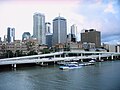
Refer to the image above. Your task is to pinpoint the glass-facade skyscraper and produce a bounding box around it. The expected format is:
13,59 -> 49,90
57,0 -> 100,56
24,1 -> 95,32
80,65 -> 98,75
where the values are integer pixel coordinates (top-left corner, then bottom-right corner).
7,27 -> 15,43
33,12 -> 46,45
45,22 -> 52,48
70,24 -> 77,42
52,16 -> 67,46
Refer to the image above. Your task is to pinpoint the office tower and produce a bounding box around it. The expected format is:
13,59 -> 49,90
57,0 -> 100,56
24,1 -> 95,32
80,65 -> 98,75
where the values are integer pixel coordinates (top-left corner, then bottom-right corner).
67,34 -> 71,42
81,29 -> 101,47
33,12 -> 46,45
70,24 -> 77,42
4,35 -> 7,42
45,22 -> 51,34
52,16 -> 67,46
22,32 -> 31,41
7,27 -> 15,43
71,24 -> 77,35
0,37 -> 1,41
46,33 -> 53,48
45,22 -> 52,47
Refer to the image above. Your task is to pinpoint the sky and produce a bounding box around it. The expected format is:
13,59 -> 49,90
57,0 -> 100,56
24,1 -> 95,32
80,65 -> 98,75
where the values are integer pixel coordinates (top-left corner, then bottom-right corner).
0,0 -> 120,44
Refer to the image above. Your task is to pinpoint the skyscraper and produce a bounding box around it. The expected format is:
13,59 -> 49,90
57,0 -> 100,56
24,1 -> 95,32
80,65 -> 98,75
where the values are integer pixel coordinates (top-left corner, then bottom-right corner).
33,12 -> 46,45
7,27 -> 15,43
52,16 -> 67,46
81,29 -> 101,47
45,22 -> 51,34
46,33 -> 53,48
45,22 -> 52,48
70,24 -> 77,42
22,32 -> 31,41
71,24 -> 77,35
0,37 -> 2,43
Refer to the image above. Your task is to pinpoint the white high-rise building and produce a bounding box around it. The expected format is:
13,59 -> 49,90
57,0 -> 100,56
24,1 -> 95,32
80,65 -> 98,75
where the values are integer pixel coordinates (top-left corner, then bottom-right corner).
33,12 -> 46,45
71,24 -> 77,36
70,24 -> 77,42
52,16 -> 67,46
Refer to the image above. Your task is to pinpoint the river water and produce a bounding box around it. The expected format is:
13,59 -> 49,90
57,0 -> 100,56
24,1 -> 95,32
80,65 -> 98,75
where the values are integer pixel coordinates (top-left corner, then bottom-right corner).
0,60 -> 120,90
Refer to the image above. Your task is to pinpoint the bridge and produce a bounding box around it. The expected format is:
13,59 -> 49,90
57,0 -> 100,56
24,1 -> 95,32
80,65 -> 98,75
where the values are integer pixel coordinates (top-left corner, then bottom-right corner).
0,51 -> 119,67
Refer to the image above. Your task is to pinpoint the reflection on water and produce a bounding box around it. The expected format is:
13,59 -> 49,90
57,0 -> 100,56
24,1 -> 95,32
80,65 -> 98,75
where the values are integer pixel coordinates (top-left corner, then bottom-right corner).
0,61 -> 120,90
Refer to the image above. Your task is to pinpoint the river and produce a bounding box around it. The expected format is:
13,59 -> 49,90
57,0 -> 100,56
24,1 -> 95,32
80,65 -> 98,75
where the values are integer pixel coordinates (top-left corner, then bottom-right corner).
0,60 -> 120,90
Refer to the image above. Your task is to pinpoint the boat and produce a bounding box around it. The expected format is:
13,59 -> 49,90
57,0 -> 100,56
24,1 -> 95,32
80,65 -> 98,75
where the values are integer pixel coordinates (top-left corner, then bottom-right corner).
59,66 -> 69,70
79,62 -> 95,66
59,63 -> 81,70
57,61 -> 78,65
89,60 -> 96,63
97,59 -> 104,62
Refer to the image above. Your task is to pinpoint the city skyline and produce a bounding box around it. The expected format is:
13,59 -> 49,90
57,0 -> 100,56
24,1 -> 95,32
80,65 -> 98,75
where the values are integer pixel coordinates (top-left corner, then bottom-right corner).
0,0 -> 120,44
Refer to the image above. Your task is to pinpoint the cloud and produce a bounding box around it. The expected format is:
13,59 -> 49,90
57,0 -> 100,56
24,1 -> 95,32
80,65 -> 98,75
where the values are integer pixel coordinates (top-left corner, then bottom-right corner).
74,0 -> 120,44
0,0 -> 120,44
0,0 -> 80,40
104,2 -> 116,14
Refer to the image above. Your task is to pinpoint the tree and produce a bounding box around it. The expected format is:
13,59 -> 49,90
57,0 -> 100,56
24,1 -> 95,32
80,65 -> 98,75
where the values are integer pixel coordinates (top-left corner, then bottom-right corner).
84,49 -> 89,51
1,44 -> 7,58
64,46 -> 70,51
27,50 -> 37,55
26,41 -> 35,51
41,48 -> 50,54
5,50 -> 14,58
1,44 -> 6,53
15,50 -> 22,57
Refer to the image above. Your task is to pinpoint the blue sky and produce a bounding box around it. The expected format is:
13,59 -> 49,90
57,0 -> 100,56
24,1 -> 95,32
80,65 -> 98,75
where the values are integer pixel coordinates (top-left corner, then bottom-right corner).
0,0 -> 120,44
76,0 -> 120,44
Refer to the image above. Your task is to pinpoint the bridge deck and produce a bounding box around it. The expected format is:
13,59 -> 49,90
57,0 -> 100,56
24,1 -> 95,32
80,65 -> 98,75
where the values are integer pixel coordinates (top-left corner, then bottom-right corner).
0,51 -> 119,65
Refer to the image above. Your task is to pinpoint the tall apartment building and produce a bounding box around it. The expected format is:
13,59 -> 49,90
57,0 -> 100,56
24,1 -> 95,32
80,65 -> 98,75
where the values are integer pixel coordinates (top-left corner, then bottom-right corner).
7,27 -> 15,43
33,12 -> 46,45
81,29 -> 101,47
52,16 -> 67,46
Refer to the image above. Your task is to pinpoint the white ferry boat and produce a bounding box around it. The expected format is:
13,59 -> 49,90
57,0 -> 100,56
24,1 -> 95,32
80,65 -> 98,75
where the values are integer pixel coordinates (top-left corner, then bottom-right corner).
89,60 -> 96,63
79,62 -> 95,66
59,63 -> 81,70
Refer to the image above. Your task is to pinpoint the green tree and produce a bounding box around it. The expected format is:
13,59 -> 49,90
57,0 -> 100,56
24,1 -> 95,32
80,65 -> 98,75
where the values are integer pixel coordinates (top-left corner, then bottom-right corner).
64,46 -> 70,51
5,50 -> 14,58
41,48 -> 50,54
26,41 -> 35,51
1,44 -> 6,53
27,50 -> 37,55
1,44 -> 7,58
15,50 -> 22,57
